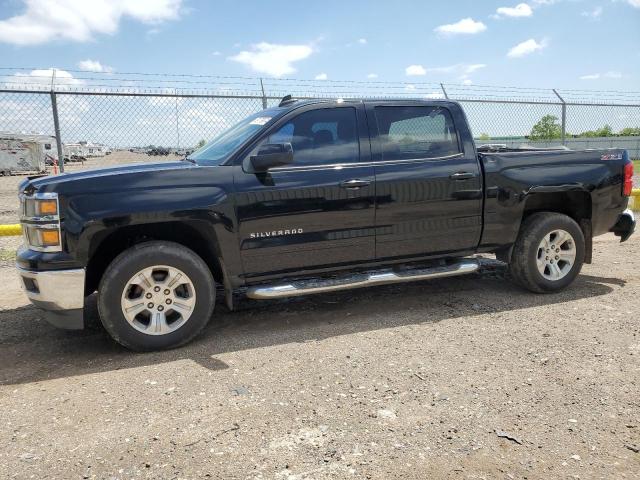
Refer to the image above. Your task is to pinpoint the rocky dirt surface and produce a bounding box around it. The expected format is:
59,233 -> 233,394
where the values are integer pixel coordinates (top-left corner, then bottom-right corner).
0,234 -> 638,479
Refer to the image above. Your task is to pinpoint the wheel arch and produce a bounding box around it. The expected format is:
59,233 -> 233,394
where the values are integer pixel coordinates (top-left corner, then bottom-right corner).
85,220 -> 224,295
497,189 -> 593,264
521,189 -> 592,225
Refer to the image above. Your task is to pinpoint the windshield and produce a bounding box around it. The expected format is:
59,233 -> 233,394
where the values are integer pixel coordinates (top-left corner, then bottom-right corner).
188,108 -> 284,165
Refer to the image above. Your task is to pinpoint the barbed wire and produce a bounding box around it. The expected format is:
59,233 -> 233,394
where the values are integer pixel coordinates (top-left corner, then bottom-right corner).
1,66 -> 639,105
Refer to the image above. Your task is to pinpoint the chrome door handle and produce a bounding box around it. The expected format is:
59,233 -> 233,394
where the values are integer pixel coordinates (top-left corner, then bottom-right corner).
340,179 -> 371,189
450,172 -> 475,180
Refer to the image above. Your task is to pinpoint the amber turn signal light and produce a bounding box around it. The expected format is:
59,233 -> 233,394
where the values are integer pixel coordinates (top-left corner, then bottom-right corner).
40,229 -> 60,246
37,200 -> 58,216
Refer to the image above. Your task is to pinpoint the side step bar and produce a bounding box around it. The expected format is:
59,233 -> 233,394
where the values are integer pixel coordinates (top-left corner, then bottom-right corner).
246,258 -> 479,300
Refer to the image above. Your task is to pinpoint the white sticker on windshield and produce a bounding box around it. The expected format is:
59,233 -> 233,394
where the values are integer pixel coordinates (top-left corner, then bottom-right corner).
250,117 -> 272,126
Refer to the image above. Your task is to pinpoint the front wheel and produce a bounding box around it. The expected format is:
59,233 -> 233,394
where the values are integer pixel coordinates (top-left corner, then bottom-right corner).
98,241 -> 215,351
509,212 -> 585,293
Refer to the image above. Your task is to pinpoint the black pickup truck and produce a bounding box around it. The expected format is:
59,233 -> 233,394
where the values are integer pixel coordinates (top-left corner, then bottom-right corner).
16,97 -> 635,350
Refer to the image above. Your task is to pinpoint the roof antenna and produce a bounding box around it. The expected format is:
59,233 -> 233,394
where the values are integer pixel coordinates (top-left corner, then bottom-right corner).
279,95 -> 295,107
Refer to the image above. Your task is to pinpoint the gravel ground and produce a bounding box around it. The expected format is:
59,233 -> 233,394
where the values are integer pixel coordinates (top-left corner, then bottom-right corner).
0,234 -> 638,479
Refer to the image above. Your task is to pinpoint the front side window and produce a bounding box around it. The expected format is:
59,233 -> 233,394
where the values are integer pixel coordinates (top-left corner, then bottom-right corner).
189,107 -> 285,164
262,107 -> 359,166
374,106 -> 461,161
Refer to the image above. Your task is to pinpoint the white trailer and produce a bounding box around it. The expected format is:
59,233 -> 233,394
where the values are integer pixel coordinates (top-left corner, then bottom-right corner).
64,142 -> 87,162
85,143 -> 106,157
0,133 -> 55,175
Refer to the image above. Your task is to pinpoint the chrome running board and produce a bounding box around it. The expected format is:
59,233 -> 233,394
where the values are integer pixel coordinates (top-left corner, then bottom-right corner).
246,258 -> 479,300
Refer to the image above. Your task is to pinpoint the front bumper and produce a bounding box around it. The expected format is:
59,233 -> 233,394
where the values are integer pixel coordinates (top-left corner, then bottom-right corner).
611,208 -> 636,242
16,265 -> 86,329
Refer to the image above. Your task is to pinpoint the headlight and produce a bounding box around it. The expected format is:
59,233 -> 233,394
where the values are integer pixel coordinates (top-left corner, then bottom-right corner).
20,192 -> 62,252
21,192 -> 59,220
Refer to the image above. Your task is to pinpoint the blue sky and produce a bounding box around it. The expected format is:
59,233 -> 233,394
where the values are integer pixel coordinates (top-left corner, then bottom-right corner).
0,0 -> 639,91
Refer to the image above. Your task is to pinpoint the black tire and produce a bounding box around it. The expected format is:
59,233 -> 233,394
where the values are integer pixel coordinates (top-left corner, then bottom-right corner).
509,212 -> 585,293
98,241 -> 215,351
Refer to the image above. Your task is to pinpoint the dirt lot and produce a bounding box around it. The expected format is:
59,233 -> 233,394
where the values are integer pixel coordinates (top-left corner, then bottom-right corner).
0,152 -> 639,479
0,233 -> 638,479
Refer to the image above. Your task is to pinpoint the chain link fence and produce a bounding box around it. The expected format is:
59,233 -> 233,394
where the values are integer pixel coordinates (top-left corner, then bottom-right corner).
1,68 -> 639,172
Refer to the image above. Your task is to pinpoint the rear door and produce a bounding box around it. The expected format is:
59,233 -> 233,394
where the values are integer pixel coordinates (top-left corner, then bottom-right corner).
367,102 -> 483,261
233,103 -> 376,281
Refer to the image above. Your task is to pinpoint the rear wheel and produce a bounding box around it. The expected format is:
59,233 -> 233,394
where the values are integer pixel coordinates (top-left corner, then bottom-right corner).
98,241 -> 215,351
509,212 -> 585,293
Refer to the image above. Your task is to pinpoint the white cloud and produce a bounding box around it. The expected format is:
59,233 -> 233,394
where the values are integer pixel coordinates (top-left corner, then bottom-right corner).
423,92 -> 445,99
464,64 -> 487,74
579,71 -> 622,80
367,73 -> 378,79
315,73 -> 328,80
0,0 -> 183,46
458,65 -> 486,84
212,51 -> 222,56
406,63 -> 486,76
626,0 -> 640,7
495,3 -> 533,17
357,38 -> 367,44
581,6 -> 603,19
229,42 -> 313,77
435,18 -> 487,36
405,63 -> 486,85
405,65 -> 427,76
77,59 -> 113,73
405,84 -> 416,91
4,68 -> 83,90
507,38 -> 547,57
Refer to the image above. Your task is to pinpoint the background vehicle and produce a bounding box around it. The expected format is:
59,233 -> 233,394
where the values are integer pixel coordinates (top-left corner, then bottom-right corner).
0,133 -> 53,174
16,98 -> 635,350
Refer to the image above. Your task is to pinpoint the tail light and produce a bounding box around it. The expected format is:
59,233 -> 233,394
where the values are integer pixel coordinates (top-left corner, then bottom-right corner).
623,162 -> 633,197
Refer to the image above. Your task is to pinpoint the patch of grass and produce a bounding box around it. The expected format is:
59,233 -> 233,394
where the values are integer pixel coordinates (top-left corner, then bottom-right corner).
633,159 -> 640,171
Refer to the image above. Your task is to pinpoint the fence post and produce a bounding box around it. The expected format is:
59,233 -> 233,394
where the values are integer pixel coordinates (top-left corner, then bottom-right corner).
259,78 -> 268,109
440,83 -> 449,99
552,89 -> 567,146
49,69 -> 65,173
174,89 -> 180,149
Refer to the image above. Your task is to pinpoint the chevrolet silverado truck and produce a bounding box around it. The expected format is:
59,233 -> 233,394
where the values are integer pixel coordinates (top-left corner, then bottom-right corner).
16,97 -> 636,351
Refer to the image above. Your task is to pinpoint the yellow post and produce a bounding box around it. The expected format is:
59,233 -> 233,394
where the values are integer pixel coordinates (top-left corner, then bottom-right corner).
631,189 -> 640,212
0,224 -> 22,236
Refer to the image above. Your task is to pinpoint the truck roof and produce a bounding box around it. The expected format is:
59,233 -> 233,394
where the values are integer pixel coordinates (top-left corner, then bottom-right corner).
277,97 -> 457,110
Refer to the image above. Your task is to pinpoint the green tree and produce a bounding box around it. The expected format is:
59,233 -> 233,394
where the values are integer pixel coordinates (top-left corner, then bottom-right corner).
195,139 -> 206,149
597,124 -> 613,137
478,133 -> 491,141
529,115 -> 562,140
579,125 -> 614,137
620,127 -> 640,136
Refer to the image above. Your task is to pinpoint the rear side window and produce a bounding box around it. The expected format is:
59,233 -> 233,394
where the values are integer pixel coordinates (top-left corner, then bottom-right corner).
374,106 -> 461,161
265,107 -> 359,166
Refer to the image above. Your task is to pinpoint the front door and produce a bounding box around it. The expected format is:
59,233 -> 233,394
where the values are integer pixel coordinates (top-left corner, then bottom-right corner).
233,104 -> 376,281
367,102 -> 483,261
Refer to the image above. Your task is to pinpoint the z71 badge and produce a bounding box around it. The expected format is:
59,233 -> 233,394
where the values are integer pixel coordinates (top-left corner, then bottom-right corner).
250,228 -> 303,239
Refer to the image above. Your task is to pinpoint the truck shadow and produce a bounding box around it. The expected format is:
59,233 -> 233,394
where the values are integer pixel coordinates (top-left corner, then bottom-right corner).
0,265 -> 625,386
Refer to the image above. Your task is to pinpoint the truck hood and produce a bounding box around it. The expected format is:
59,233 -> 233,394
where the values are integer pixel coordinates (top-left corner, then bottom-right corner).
20,161 -> 194,194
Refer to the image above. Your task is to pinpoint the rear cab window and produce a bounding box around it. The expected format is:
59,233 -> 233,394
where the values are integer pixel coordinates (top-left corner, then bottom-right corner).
373,105 -> 461,161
